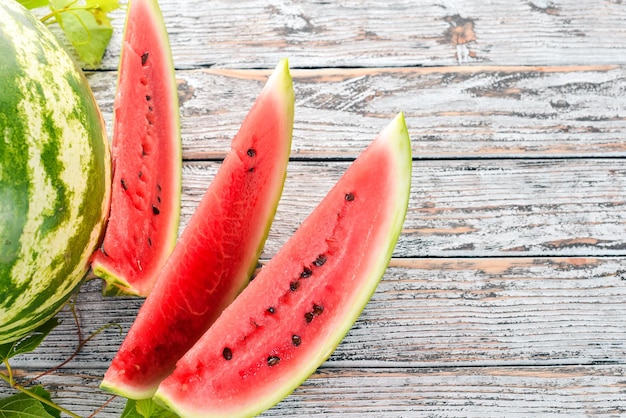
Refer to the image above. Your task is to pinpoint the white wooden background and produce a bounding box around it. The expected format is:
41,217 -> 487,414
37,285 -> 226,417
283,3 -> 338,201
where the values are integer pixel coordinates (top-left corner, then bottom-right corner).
3,0 -> 626,416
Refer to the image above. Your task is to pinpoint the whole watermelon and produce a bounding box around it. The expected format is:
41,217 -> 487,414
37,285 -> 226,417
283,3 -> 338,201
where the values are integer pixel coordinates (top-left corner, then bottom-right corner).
0,0 -> 111,343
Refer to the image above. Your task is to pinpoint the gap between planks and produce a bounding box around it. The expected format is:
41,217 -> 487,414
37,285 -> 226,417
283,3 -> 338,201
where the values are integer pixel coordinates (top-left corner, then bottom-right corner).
205,64 -> 619,82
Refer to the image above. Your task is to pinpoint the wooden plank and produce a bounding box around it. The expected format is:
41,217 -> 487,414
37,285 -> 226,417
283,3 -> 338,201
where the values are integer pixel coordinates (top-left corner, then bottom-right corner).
9,257 -> 626,370
87,65 -> 626,160
264,366 -> 626,417
172,159 -> 626,258
2,365 -> 624,417
91,0 -> 626,70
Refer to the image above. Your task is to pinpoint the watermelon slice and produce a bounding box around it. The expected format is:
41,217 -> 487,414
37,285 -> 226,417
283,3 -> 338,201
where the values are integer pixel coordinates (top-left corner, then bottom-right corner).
100,59 -> 294,400
153,113 -> 412,417
91,0 -> 181,297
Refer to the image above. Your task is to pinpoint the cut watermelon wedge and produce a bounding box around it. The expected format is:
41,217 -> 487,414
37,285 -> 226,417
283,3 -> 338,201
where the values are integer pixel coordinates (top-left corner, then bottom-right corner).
153,113 -> 412,418
100,59 -> 294,400
91,0 -> 181,297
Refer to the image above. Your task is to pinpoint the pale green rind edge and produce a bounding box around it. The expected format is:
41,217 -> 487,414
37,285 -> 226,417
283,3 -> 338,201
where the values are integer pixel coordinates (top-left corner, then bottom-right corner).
153,113 -> 412,418
241,57 -> 295,293
100,380 -> 158,404
91,0 -> 182,297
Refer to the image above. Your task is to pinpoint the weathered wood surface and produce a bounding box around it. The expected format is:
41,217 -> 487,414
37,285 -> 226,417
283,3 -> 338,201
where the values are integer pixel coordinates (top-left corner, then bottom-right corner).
3,0 -> 626,417
176,159 -> 626,258
10,257 -> 626,368
6,257 -> 626,416
94,0 -> 626,70
7,364 -> 626,417
87,65 -> 626,160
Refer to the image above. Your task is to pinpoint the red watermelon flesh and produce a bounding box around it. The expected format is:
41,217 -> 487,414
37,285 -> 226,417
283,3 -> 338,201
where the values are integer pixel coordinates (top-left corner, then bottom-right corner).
153,113 -> 412,418
100,59 -> 294,400
91,0 -> 181,297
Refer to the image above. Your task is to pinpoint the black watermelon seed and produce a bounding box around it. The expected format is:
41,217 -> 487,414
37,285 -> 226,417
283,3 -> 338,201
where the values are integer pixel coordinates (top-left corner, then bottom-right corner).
292,335 -> 302,347
247,148 -> 256,157
267,306 -> 275,314
290,281 -> 300,292
147,237 -> 152,246
345,192 -> 355,201
248,167 -> 255,173
141,52 -> 149,65
267,356 -> 280,366
120,179 -> 128,190
313,254 -> 327,267
300,267 -> 313,278
313,304 -> 324,315
152,205 -> 160,215
304,312 -> 314,323
222,347 -> 232,360
146,95 -> 151,101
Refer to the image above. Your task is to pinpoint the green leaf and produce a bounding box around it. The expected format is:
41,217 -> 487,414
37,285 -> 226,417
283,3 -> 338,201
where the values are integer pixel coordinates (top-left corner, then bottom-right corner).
122,398 -> 180,418
15,0 -> 50,9
50,0 -> 113,66
0,386 -> 57,418
0,317 -> 60,361
25,386 -> 61,418
17,0 -> 121,66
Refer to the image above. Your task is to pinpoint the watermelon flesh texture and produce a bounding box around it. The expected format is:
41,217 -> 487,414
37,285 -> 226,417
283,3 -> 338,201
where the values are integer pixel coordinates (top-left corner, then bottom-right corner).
91,0 -> 181,297
100,59 -> 294,399
153,113 -> 412,418
0,0 -> 111,343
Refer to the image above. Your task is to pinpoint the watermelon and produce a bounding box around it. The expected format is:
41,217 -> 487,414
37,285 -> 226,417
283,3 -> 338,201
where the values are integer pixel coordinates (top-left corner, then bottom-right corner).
0,0 -> 111,343
100,59 -> 294,399
153,113 -> 412,417
91,0 -> 181,297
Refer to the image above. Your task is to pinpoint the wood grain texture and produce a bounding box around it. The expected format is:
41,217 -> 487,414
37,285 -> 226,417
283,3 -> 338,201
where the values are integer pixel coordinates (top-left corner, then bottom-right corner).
2,365 -> 624,417
4,258 -> 626,416
91,0 -> 626,70
9,257 -> 626,370
86,65 -> 626,160
172,159 -> 626,258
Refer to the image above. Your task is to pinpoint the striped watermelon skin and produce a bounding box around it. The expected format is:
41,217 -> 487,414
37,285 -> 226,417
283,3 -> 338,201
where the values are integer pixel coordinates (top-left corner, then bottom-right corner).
0,0 -> 111,343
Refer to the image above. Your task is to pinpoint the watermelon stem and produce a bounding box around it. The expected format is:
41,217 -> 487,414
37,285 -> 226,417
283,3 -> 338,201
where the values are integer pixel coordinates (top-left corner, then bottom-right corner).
0,360 -> 14,387
41,0 -> 100,25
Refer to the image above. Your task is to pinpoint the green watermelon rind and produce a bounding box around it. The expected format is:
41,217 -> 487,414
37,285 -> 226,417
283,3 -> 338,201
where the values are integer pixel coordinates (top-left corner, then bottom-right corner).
0,0 -> 111,343
152,113 -> 412,417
